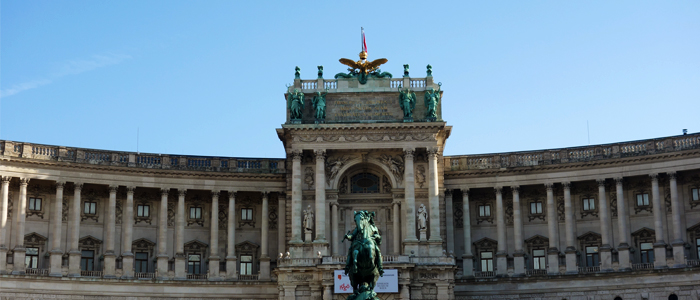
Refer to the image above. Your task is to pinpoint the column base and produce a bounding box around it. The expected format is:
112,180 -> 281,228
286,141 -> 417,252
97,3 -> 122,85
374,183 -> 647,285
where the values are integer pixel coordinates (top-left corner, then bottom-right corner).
225,256 -> 237,280
671,240 -> 686,268
564,247 -> 578,274
312,241 -> 330,257
512,251 -> 525,277
103,253 -> 117,278
49,250 -> 64,277
653,242 -> 668,269
547,249 -> 560,275
0,247 -> 8,275
121,253 -> 134,279
304,231 -> 313,243
68,250 -> 82,277
208,256 -> 221,281
156,255 -> 169,280
419,229 -> 427,242
599,245 -> 613,272
617,244 -> 631,271
496,252 -> 508,277
427,241 -> 443,256
403,240 -> 419,256
461,254 -> 474,278
259,256 -> 271,280
11,246 -> 26,275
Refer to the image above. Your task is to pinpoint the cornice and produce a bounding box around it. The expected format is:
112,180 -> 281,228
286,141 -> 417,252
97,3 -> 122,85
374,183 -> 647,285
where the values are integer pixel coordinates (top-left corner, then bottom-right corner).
280,122 -> 448,132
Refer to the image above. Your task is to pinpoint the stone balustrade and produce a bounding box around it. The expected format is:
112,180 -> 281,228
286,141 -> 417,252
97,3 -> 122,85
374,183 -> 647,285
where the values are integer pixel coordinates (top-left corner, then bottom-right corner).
0,140 -> 286,174
446,133 -> 700,171
409,256 -> 455,265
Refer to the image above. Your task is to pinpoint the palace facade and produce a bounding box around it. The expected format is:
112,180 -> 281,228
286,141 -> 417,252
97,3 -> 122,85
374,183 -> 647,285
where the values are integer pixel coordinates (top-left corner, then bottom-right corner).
1,62 -> 700,300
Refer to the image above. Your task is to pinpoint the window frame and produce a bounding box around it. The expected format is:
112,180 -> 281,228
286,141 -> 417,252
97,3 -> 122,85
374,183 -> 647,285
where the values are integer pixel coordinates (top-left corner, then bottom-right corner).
134,252 -> 149,273
636,193 -> 650,207
532,249 -> 546,270
582,198 -> 596,212
478,204 -> 491,217
187,253 -> 202,274
136,204 -> 150,218
189,206 -> 202,220
529,201 -> 543,215
25,247 -> 40,269
480,251 -> 494,272
28,197 -> 42,211
241,208 -> 253,221
84,201 -> 97,215
80,250 -> 95,271
585,246 -> 600,267
240,255 -> 253,275
639,242 -> 655,263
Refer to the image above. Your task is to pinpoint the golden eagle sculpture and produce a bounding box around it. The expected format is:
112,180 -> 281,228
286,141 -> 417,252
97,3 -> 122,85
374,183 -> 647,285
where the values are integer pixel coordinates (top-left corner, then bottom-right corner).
339,51 -> 388,75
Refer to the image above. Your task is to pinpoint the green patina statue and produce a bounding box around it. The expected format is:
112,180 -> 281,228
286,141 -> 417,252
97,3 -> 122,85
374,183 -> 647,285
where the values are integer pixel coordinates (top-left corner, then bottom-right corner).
294,66 -> 301,79
287,88 -> 304,120
342,210 -> 383,300
403,64 -> 409,77
398,86 -> 416,120
424,83 -> 441,121
312,89 -> 328,122
426,64 -> 433,77
318,65 -> 324,79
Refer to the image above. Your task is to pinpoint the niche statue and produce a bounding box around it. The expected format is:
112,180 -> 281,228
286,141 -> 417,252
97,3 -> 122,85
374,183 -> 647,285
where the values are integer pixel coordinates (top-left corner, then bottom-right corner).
287,88 -> 305,121
312,89 -> 328,123
342,211 -> 384,300
398,86 -> 416,120
424,82 -> 442,121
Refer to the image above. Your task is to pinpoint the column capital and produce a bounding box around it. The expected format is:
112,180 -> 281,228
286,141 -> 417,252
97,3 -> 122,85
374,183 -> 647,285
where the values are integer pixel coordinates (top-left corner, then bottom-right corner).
544,183 -> 553,191
261,191 -> 269,198
596,179 -> 606,186
329,201 -> 339,207
614,177 -> 623,185
460,187 -> 469,195
444,189 -> 452,197
668,172 -> 677,180
427,147 -> 439,157
109,185 -> 119,193
291,150 -> 303,161
20,177 -> 30,186
1,176 -> 11,184
494,186 -> 502,195
211,190 -> 220,198
160,188 -> 169,196
403,148 -> 415,159
510,186 -> 520,193
391,200 -> 401,206
278,191 -> 286,199
178,189 -> 187,197
127,186 -> 136,195
74,182 -> 84,190
649,173 -> 659,181
562,182 -> 571,189
55,181 -> 66,189
314,149 -> 326,160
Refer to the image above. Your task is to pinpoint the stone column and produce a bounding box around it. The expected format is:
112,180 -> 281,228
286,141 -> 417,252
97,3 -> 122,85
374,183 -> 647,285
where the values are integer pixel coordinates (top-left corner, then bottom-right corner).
650,174 -> 667,269
12,178 -> 30,275
226,190 -> 237,280
290,150 -> 303,244
0,176 -> 10,274
669,172 -> 686,267
597,179 -> 613,272
392,200 -> 401,255
545,183 -> 560,275
175,189 -> 186,280
209,191 -> 221,280
49,181 -> 65,277
563,182 -> 578,274
512,186 -> 525,276
331,201 -> 340,256
103,185 -> 118,278
121,187 -> 135,279
445,190 -> 455,254
314,150 -> 327,244
495,187 -> 507,276
427,148 -> 441,244
156,188 -> 169,279
278,193 -> 286,257
68,183 -> 83,277
461,189 -> 473,277
259,191 -> 271,280
403,149 -> 418,255
615,178 -> 631,271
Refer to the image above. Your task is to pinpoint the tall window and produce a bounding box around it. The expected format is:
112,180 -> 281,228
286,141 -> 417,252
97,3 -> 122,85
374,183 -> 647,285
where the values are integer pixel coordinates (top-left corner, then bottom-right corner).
25,247 -> 39,269
84,202 -> 97,215
479,205 -> 491,217
582,198 -> 595,211
585,246 -> 599,267
28,197 -> 42,211
636,193 -> 650,207
80,250 -> 95,271
241,208 -> 253,221
532,249 -> 546,270
480,251 -> 493,272
135,252 -> 149,273
530,202 -> 543,215
240,255 -> 253,275
187,254 -> 201,274
189,207 -> 202,219
137,205 -> 150,217
696,238 -> 700,260
640,242 -> 654,263
692,188 -> 699,202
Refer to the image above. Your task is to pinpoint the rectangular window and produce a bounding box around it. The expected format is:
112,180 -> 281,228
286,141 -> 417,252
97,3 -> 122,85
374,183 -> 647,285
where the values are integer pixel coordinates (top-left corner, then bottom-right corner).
241,208 -> 253,221
187,254 -> 201,274
692,188 -> 699,201
582,198 -> 596,211
84,202 -> 96,215
640,242 -> 655,263
480,251 -> 493,272
530,202 -> 543,214
137,204 -> 150,217
478,205 -> 491,217
697,238 -> 700,260
189,207 -> 202,219
240,255 -> 253,275
585,246 -> 599,267
25,247 -> 39,269
636,193 -> 650,206
80,250 -> 95,271
28,197 -> 42,211
533,249 -> 546,270
135,252 -> 149,273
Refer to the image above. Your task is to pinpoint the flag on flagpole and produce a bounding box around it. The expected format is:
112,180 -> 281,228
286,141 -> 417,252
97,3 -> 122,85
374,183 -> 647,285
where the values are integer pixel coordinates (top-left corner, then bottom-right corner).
361,27 -> 367,54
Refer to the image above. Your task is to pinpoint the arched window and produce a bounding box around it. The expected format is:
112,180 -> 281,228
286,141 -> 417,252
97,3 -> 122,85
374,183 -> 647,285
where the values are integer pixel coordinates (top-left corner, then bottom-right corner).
614,297 -> 623,300
351,173 -> 379,193
668,294 -> 678,300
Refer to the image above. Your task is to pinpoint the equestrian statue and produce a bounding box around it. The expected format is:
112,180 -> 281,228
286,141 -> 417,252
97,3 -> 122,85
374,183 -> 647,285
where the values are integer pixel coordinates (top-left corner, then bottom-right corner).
342,210 -> 384,300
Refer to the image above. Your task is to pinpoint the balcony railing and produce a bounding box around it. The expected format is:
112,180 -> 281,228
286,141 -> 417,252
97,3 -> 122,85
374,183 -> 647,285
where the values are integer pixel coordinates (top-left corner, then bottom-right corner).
525,269 -> 547,276
25,268 -> 49,276
278,258 -> 322,267
410,256 -> 455,265
578,266 -> 600,274
0,140 -> 285,174
80,270 -> 103,277
446,133 -> 700,171
238,274 -> 259,281
632,263 -> 654,270
686,259 -> 700,267
474,271 -> 495,278
186,273 -> 208,280
135,272 -> 156,279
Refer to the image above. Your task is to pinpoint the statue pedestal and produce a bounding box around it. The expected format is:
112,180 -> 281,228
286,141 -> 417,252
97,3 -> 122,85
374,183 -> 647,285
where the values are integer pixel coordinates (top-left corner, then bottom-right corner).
403,117 -> 413,123
419,229 -> 427,241
305,231 -> 313,242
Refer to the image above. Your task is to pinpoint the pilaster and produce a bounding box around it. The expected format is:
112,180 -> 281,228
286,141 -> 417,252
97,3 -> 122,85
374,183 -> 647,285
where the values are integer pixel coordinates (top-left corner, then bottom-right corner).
49,181 -> 65,277
12,178 -> 29,275
68,182 -> 83,277
121,186 -> 136,279
0,176 -> 10,275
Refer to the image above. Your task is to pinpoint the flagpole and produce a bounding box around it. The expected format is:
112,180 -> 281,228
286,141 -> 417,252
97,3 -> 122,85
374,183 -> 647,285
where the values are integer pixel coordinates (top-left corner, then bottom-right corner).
361,27 -> 363,52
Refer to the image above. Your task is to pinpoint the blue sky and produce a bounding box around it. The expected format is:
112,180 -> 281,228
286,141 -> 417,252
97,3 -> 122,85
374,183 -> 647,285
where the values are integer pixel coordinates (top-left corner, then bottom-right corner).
1,1 -> 698,158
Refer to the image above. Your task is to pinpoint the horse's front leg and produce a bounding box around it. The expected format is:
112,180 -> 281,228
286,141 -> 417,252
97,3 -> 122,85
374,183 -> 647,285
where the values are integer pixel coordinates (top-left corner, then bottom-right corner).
352,249 -> 359,274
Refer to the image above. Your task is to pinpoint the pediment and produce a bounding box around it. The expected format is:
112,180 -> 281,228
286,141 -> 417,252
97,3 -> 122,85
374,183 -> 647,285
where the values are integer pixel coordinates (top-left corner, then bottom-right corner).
24,232 -> 48,243
473,237 -> 498,248
79,235 -> 103,245
577,231 -> 601,242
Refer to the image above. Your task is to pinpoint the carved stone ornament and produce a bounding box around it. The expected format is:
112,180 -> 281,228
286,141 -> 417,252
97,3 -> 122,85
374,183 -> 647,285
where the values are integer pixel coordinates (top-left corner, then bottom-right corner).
269,203 -> 278,230
339,176 -> 348,194
379,154 -> 404,182
415,165 -> 426,188
326,156 -> 349,182
609,192 -> 618,218
382,175 -> 391,193
61,197 -> 68,221
454,205 -> 464,228
218,203 -> 228,230
167,202 -> 176,227
416,204 -> 428,230
303,205 -> 314,233
304,167 -> 314,189
115,199 -> 123,225
26,183 -> 47,219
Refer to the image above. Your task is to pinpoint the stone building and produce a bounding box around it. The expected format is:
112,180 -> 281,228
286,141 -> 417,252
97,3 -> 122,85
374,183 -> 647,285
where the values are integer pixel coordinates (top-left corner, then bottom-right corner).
1,57 -> 699,300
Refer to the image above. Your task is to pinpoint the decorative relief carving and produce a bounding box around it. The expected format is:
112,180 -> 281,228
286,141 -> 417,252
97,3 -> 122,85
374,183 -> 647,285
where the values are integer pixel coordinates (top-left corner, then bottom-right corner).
115,199 -> 123,224
609,192 -> 618,218
269,201 -> 278,230
326,156 -> 350,181
339,176 -> 348,194
382,176 -> 391,193
379,154 -> 404,181
294,133 -> 436,144
338,198 -> 392,204
61,197 -> 68,221
291,274 -> 313,281
167,202 -> 175,227
304,167 -> 314,189
415,165 -> 426,188
6,191 -> 13,219
218,203 -> 228,230
454,204 -> 464,228
419,272 -> 438,279
557,197 -> 565,221
504,194 -> 514,224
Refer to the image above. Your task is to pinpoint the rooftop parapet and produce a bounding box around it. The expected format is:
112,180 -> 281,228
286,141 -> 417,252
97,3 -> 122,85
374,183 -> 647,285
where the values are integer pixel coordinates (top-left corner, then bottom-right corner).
445,132 -> 700,171
0,140 -> 286,174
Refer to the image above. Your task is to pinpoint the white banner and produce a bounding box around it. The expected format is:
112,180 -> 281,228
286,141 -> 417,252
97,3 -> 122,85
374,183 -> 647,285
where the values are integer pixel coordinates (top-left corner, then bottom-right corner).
334,269 -> 398,294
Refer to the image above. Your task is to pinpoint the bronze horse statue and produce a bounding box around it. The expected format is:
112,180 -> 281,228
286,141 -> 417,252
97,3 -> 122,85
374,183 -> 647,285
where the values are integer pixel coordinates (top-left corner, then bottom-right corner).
342,211 -> 384,300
